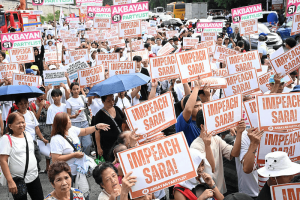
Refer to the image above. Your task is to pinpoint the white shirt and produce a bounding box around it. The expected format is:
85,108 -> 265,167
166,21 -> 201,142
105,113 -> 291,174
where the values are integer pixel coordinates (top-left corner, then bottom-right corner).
1,101 -> 12,121
235,131 -> 259,197
66,95 -> 87,123
46,103 -> 67,124
151,44 -> 162,55
0,132 -> 38,183
21,110 -> 39,141
50,126 -> 81,175
47,87 -> 68,104
115,96 -> 131,110
174,83 -> 185,101
89,98 -> 104,117
128,91 -> 140,106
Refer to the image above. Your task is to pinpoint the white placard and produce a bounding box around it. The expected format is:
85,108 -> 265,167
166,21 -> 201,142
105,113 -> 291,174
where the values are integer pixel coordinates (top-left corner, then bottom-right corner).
78,65 -> 105,88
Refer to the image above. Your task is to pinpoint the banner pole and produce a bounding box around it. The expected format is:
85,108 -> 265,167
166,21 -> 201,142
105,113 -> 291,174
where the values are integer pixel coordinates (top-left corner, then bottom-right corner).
129,38 -> 133,61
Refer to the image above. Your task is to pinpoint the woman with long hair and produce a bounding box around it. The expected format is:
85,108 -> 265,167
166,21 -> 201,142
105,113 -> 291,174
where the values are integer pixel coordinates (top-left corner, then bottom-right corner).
0,112 -> 44,199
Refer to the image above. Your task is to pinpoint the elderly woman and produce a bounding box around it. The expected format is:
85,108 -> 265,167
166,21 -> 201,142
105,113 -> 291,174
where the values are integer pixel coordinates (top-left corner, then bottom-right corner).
174,149 -> 224,200
44,161 -> 85,199
50,112 -> 109,178
94,94 -> 125,161
0,112 -> 44,199
92,162 -> 136,200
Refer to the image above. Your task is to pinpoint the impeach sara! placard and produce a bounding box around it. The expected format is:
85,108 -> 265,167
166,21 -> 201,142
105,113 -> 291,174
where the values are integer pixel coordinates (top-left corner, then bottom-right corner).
256,93 -> 300,132
78,65 -> 105,88
271,183 -> 300,200
175,48 -> 212,83
125,92 -> 176,136
202,94 -> 242,135
117,132 -> 197,199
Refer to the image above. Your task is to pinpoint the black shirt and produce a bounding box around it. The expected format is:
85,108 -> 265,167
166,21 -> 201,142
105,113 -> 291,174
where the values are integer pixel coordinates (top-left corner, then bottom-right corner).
140,67 -> 150,100
257,182 -> 272,200
174,101 -> 183,118
33,45 -> 45,74
94,106 -> 124,161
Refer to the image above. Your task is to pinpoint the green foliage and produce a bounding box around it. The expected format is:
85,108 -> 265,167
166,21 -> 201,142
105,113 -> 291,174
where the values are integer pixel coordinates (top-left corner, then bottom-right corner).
40,10 -> 63,23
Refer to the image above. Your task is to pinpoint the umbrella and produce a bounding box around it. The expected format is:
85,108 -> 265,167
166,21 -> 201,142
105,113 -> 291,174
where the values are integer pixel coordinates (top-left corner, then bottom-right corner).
87,73 -> 150,97
163,19 -> 183,26
0,85 -> 44,101
267,13 -> 278,25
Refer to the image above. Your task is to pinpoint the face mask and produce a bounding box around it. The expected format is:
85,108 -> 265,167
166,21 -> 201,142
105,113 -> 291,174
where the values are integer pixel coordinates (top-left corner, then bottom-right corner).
33,71 -> 37,75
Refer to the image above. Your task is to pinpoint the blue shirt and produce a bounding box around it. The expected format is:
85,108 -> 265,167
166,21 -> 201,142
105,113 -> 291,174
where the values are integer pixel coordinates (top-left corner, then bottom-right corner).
175,113 -> 201,146
226,27 -> 233,35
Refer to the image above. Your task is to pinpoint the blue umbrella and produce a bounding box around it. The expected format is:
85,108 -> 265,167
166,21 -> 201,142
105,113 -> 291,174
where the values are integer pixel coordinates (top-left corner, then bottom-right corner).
0,85 -> 44,101
87,73 -> 150,97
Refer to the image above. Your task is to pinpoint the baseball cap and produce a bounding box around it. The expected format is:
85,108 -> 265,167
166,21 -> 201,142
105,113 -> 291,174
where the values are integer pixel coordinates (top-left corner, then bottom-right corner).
49,65 -> 57,70
269,75 -> 287,84
291,85 -> 300,92
259,32 -> 268,37
25,69 -> 34,74
31,65 -> 39,70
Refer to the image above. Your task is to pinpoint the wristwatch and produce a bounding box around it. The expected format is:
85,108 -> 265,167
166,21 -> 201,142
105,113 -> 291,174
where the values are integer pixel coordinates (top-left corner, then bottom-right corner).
95,125 -> 99,131
210,184 -> 216,189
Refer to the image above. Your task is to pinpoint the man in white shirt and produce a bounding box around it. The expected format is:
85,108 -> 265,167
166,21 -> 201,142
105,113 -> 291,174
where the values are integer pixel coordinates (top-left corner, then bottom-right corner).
151,38 -> 162,55
46,89 -> 67,125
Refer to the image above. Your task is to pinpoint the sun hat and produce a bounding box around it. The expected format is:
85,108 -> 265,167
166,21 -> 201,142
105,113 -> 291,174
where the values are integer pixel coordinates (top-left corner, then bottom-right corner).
269,75 -> 287,84
257,151 -> 300,177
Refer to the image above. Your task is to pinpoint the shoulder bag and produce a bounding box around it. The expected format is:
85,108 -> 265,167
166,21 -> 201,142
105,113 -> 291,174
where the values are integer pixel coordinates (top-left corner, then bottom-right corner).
101,108 -> 122,134
12,132 -> 29,200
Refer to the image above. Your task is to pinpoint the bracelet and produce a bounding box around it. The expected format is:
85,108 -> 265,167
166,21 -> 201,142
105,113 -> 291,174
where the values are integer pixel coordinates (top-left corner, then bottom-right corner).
210,184 -> 216,190
95,125 -> 99,131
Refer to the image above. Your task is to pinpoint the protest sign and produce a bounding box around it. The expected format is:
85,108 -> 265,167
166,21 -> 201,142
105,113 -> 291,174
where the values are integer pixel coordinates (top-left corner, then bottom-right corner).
258,130 -> 300,165
127,50 -> 149,61
291,13 -> 300,35
231,4 -> 262,23
93,18 -> 111,28
196,22 -> 223,33
107,37 -> 126,48
286,0 -> 300,17
157,42 -> 175,56
128,40 -> 144,51
108,61 -> 136,77
270,44 -> 300,76
65,58 -> 90,81
118,20 -> 142,39
1,31 -> 42,50
202,94 -> 242,135
226,50 -> 262,74
59,30 -> 71,38
69,22 -> 79,29
12,74 -> 40,87
257,71 -> 293,93
23,26 -> 37,32
200,77 -> 227,89
9,47 -> 35,63
183,37 -> 199,49
96,53 -> 120,68
213,46 -> 239,62
87,6 -> 111,18
111,2 -> 149,23
243,99 -> 258,128
65,17 -> 80,22
239,19 -> 258,36
201,32 -> 217,42
212,68 -> 228,77
138,132 -> 164,145
32,0 -> 74,5
0,63 -> 20,82
43,69 -> 67,86
125,92 -> 176,136
175,48 -> 212,83
149,54 -> 180,81
118,132 -> 197,199
45,30 -> 55,36
69,49 -> 89,62
271,183 -> 300,200
194,40 -> 216,55
44,51 -> 62,64
113,0 -> 131,5
256,93 -> 300,132
62,38 -> 80,49
76,0 -> 103,6
223,69 -> 260,96
166,31 -> 178,39
78,65 -> 104,88
147,27 -> 157,36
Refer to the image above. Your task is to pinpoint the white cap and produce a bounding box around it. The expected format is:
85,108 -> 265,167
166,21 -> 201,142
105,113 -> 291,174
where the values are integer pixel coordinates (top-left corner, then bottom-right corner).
49,65 -> 56,70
